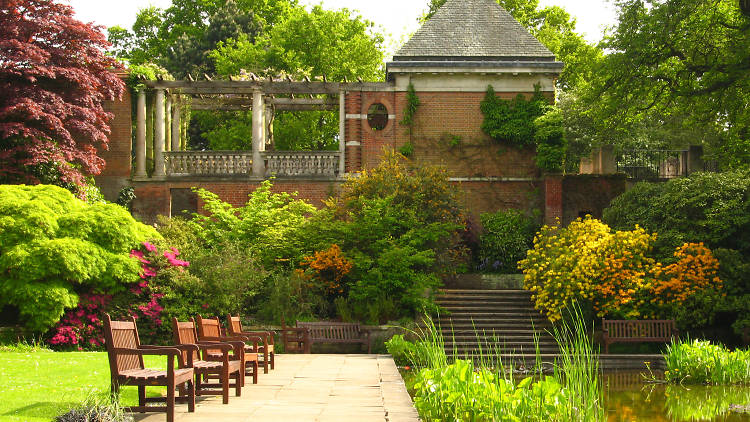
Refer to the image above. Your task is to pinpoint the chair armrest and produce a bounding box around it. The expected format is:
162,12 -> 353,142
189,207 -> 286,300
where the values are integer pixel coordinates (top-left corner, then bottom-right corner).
239,331 -> 273,346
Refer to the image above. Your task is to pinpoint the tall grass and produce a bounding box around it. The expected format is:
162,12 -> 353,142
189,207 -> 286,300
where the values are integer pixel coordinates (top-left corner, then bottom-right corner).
403,306 -> 604,421
664,338 -> 750,385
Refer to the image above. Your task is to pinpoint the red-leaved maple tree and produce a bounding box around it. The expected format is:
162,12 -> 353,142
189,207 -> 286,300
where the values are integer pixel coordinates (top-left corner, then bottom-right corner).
0,0 -> 125,187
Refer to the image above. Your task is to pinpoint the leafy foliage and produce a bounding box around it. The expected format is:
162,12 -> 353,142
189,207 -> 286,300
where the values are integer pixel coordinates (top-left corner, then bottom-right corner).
480,85 -> 548,147
664,339 -> 750,385
564,0 -> 750,167
0,185 -> 158,332
0,0 -> 125,188
603,171 -> 750,259
519,217 -> 722,324
478,209 -> 538,273
400,83 -> 421,135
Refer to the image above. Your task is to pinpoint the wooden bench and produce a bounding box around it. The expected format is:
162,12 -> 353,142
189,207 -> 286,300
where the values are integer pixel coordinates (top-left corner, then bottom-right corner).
282,321 -> 371,354
602,318 -> 678,354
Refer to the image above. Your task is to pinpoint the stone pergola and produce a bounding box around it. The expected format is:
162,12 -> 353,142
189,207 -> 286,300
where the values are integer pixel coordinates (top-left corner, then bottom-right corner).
133,78 -> 388,180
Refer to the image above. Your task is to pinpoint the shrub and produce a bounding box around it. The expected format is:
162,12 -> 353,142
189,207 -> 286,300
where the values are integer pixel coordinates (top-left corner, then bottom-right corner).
190,179 -> 317,267
478,209 -> 538,273
0,185 -> 158,332
603,171 -> 750,259
385,334 -> 444,368
520,217 -> 722,323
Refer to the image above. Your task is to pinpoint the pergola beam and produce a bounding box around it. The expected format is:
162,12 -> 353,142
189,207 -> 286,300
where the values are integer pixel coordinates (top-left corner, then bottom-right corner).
144,80 -> 391,95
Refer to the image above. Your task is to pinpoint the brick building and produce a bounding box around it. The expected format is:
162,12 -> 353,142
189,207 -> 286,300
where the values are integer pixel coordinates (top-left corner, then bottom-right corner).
95,0 -> 624,225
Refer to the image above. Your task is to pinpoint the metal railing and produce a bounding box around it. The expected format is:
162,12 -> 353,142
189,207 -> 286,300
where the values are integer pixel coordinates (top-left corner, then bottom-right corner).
617,149 -> 688,179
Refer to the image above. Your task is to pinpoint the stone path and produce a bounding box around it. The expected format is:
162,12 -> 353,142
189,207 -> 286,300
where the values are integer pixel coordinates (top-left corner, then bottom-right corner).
133,354 -> 420,422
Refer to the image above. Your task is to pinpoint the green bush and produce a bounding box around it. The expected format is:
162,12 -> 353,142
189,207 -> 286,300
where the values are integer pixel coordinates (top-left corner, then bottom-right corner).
0,185 -> 158,332
478,209 -> 538,273
603,171 -> 750,260
385,334 -> 443,368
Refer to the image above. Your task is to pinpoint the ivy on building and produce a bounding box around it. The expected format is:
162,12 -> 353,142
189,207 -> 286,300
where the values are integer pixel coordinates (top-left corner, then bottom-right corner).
480,84 -> 566,172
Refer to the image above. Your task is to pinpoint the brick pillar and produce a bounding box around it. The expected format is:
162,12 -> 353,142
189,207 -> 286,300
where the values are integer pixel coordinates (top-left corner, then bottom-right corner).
544,175 -> 563,226
345,91 -> 362,173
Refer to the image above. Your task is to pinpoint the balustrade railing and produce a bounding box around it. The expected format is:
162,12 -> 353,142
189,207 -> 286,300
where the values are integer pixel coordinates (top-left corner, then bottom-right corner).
263,151 -> 340,177
165,151 -> 253,176
163,150 -> 341,177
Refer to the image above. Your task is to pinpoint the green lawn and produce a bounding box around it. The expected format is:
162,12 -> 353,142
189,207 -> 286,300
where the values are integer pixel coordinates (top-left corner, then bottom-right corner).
0,350 -> 165,422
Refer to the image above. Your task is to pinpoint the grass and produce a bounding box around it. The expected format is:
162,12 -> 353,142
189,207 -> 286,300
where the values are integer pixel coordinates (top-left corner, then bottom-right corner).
0,350 -> 165,422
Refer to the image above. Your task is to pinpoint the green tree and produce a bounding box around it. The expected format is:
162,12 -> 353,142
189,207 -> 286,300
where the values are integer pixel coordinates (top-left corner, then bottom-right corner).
0,185 -> 159,331
567,0 -> 750,167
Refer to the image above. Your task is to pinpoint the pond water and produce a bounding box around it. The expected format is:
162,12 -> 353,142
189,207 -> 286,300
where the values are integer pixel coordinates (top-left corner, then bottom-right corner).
604,371 -> 750,421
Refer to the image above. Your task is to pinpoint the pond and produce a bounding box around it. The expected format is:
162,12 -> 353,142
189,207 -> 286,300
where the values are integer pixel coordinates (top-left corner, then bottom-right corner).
400,369 -> 750,421
604,371 -> 750,421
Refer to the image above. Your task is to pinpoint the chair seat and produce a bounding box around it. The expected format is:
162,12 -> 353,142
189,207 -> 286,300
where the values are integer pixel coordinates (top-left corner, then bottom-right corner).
244,344 -> 273,354
120,368 -> 194,383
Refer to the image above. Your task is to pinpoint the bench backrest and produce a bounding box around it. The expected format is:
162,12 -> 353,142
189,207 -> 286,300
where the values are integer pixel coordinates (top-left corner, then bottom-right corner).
172,317 -> 200,362
104,314 -> 144,376
603,319 -> 676,339
297,321 -> 362,340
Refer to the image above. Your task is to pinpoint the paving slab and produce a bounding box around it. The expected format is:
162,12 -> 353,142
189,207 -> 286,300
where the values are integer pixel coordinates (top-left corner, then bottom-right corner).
131,354 -> 419,422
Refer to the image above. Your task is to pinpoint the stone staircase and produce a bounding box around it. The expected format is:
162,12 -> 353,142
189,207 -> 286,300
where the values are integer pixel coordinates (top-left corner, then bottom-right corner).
433,288 -> 559,361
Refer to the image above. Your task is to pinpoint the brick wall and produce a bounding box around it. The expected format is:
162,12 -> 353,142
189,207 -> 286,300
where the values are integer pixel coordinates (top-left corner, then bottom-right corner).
95,89 -> 132,201
562,174 -> 627,224
456,180 -> 542,223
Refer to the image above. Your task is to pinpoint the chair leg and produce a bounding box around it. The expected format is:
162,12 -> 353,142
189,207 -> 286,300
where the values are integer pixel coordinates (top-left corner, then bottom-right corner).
235,369 -> 242,397
167,382 -> 175,422
252,360 -> 258,384
222,365 -> 229,404
263,349 -> 269,374
138,385 -> 146,409
270,352 -> 275,370
188,379 -> 195,412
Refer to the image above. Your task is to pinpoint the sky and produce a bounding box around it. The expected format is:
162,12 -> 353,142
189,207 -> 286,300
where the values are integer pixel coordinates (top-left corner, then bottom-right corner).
65,0 -> 618,57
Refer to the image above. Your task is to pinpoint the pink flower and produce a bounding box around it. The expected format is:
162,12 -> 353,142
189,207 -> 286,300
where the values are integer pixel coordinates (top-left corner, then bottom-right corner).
129,250 -> 150,264
143,242 -> 157,252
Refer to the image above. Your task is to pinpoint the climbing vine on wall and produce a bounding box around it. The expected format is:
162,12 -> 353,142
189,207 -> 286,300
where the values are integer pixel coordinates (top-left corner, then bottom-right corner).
480,84 -> 566,172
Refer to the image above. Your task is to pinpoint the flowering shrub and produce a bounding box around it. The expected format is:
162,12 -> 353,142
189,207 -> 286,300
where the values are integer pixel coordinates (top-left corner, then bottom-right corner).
520,217 -> 722,323
297,244 -> 352,296
48,241 -> 189,348
48,293 -> 110,350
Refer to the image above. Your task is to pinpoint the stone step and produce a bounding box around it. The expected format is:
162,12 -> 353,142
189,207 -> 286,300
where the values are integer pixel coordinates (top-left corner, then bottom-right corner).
440,289 -> 530,295
436,294 -> 533,301
437,306 -> 542,312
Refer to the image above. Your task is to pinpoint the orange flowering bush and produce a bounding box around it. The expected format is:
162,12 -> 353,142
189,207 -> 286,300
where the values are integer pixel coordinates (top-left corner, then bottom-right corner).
651,243 -> 722,307
520,217 -> 723,323
297,244 -> 353,296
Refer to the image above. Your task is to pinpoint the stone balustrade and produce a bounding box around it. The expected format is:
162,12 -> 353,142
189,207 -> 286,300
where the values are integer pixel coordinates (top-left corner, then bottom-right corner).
165,151 -> 254,176
163,150 -> 341,177
264,151 -> 341,177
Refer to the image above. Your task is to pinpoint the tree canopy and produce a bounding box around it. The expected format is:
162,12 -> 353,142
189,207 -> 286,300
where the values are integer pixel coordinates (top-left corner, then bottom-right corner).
0,0 -> 125,189
559,0 -> 750,168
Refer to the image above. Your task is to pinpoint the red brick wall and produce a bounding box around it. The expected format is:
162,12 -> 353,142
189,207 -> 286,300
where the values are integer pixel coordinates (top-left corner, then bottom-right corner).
95,88 -> 133,201
544,175 -> 563,226
456,180 -> 542,223
562,174 -> 627,225
359,91 -> 397,170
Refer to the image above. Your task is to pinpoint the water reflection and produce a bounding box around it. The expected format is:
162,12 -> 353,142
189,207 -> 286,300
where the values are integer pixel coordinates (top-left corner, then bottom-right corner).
604,371 -> 750,421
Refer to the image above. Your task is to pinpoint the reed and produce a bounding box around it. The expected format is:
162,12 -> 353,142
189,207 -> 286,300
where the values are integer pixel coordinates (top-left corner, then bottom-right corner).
664,338 -> 750,385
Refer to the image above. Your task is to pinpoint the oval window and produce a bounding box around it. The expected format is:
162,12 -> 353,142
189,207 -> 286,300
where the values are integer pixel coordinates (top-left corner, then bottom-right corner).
367,103 -> 388,131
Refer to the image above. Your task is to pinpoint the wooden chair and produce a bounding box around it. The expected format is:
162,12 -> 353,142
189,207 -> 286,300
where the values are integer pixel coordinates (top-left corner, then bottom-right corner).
104,314 -> 195,422
227,314 -> 275,373
172,318 -> 243,404
281,317 -> 311,354
196,315 -> 260,384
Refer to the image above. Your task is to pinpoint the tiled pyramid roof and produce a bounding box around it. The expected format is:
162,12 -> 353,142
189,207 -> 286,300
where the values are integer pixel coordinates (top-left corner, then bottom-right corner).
393,0 -> 555,61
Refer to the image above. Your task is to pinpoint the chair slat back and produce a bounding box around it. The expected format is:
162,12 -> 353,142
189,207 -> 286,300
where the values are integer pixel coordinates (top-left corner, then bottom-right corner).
172,318 -> 200,362
228,315 -> 243,335
104,314 -> 144,375
195,315 -> 224,355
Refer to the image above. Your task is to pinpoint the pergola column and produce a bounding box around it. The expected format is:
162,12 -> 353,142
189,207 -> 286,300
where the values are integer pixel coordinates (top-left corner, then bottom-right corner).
134,89 -> 147,178
165,94 -> 172,151
339,89 -> 346,175
171,96 -> 181,151
153,88 -> 166,178
252,89 -> 266,177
